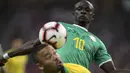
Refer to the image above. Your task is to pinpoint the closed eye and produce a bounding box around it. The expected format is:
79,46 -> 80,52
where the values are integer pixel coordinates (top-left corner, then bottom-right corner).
44,53 -> 52,59
46,54 -> 52,59
85,7 -> 91,12
75,7 -> 82,11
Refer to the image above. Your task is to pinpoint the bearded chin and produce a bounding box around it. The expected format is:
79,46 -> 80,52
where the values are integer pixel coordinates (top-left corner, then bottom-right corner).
57,65 -> 65,73
78,20 -> 90,27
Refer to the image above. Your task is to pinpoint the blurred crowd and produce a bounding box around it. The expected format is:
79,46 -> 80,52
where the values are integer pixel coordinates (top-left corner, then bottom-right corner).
0,0 -> 129,73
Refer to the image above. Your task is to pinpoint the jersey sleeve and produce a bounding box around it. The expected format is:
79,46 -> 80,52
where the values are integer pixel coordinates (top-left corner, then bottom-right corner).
94,39 -> 112,67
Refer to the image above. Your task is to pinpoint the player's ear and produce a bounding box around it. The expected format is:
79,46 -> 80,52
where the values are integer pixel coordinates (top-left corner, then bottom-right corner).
36,63 -> 44,70
91,13 -> 95,20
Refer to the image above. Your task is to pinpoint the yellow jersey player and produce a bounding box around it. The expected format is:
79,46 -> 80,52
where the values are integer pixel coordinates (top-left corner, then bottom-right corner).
4,38 -> 28,73
31,44 -> 91,73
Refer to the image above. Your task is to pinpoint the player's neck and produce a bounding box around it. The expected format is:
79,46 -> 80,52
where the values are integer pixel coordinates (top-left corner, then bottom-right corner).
75,21 -> 90,29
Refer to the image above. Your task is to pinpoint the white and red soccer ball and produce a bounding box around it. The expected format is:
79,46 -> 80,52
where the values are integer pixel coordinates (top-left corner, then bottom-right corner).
39,21 -> 67,49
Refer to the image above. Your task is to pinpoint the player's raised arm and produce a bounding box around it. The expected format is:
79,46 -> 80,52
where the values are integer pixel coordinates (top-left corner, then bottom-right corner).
8,38 -> 41,57
0,38 -> 41,66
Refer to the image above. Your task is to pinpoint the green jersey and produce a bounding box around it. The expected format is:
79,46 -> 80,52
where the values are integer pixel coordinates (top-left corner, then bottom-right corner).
57,22 -> 112,68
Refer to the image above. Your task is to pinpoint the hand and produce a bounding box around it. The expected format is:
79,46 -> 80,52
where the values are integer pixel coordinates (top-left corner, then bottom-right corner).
0,55 -> 7,67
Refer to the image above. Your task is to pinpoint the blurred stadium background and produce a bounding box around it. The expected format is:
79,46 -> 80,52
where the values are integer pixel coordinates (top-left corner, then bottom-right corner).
0,0 -> 130,73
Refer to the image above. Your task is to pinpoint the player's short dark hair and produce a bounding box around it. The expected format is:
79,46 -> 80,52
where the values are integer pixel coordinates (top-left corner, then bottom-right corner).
74,0 -> 94,8
30,44 -> 48,63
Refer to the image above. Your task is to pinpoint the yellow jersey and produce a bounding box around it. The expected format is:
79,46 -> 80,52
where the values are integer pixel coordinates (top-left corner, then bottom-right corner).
4,49 -> 28,73
64,63 -> 91,73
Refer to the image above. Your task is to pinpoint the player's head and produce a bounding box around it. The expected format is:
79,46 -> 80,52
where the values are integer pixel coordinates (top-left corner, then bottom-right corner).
73,0 -> 94,27
31,44 -> 64,73
11,38 -> 23,49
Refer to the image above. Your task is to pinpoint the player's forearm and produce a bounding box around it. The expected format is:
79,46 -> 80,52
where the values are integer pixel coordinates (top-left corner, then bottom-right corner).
3,38 -> 41,59
100,61 -> 116,73
8,45 -> 33,57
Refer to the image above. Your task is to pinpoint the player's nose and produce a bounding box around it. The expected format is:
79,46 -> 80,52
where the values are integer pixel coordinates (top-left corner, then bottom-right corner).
53,53 -> 58,60
54,53 -> 62,62
56,53 -> 60,58
54,56 -> 59,63
81,9 -> 87,14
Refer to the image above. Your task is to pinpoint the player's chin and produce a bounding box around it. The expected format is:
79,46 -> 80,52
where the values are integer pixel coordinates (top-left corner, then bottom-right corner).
78,20 -> 90,26
56,64 -> 64,72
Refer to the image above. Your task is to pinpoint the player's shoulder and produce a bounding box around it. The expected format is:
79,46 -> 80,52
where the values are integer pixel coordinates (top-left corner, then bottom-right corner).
64,63 -> 91,73
58,22 -> 74,27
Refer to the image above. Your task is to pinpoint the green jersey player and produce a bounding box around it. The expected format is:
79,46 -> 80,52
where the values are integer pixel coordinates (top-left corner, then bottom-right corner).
57,22 -> 111,68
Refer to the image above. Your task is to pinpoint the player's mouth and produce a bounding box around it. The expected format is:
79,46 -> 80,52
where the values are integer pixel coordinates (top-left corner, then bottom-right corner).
56,60 -> 63,66
79,16 -> 87,19
56,60 -> 64,73
79,16 -> 88,20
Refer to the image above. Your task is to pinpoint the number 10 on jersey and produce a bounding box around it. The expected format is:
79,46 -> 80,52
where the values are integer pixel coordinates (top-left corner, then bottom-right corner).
73,37 -> 85,50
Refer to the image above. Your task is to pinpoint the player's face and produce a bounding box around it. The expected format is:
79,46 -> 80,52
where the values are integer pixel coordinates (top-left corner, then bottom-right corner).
74,1 -> 94,26
12,39 -> 23,49
36,45 -> 63,73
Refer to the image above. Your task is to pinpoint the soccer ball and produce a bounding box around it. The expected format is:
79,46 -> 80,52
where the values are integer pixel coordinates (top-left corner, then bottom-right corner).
39,21 -> 67,49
